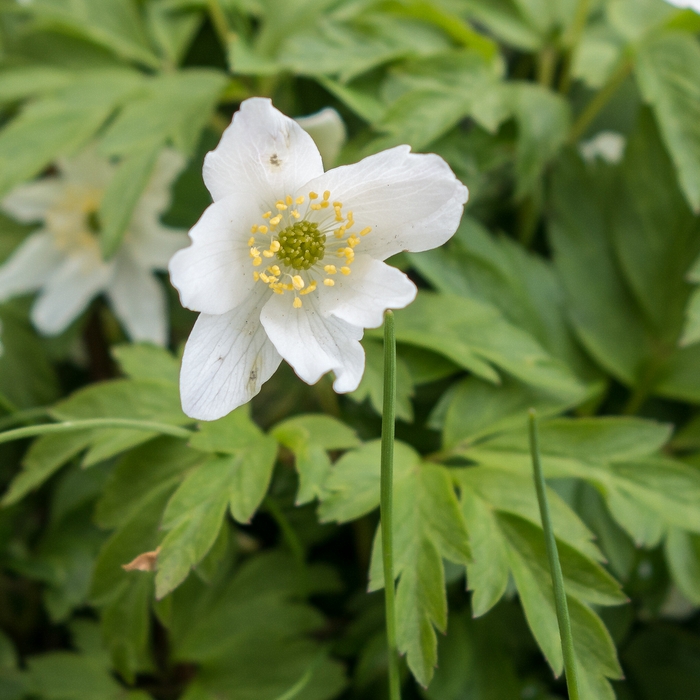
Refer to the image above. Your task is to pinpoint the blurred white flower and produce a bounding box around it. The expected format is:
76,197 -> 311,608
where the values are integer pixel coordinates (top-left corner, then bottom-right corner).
579,131 -> 626,164
663,0 -> 700,11
0,149 -> 188,345
295,107 -> 347,167
169,97 -> 468,420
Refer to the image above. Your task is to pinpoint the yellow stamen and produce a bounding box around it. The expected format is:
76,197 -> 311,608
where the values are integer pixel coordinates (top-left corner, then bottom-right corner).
324,278 -> 335,286
323,190 -> 330,200
260,273 -> 270,283
293,297 -> 302,308
249,247 -> 260,257
292,275 -> 305,290
300,281 -> 317,295
253,271 -> 260,281
296,196 -> 305,204
309,191 -> 318,199
263,250 -> 274,258
359,227 -> 371,236
341,266 -> 351,275
286,195 -> 293,205
262,211 -> 272,219
291,209 -> 300,219
320,201 -> 330,208
333,201 -> 342,207
248,237 -> 255,246
324,264 -> 337,274
268,265 -> 281,276
310,203 -> 322,210
251,224 -> 259,233
276,202 -> 287,211
347,235 -> 360,248
253,257 -> 262,266
270,215 -> 282,226
269,241 -> 280,252
258,225 -> 268,234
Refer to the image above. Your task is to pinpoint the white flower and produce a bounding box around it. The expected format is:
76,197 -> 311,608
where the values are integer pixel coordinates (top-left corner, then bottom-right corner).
0,148 -> 188,345
663,0 -> 700,11
295,107 -> 347,167
169,97 -> 468,421
579,131 -> 626,164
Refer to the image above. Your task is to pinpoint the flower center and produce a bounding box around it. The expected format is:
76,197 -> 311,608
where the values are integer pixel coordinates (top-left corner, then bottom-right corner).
247,190 -> 372,308
276,221 -> 325,270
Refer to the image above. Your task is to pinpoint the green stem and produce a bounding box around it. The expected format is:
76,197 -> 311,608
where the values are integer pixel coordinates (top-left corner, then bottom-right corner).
528,409 -> 580,700
537,45 -> 558,88
558,0 -> 591,93
568,59 -> 632,143
207,0 -> 233,46
381,310 -> 401,700
0,419 -> 193,446
0,407 -> 51,433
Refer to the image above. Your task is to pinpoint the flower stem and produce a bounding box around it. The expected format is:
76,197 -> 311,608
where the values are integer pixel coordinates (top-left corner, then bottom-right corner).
558,0 -> 591,93
207,0 -> 234,46
381,310 -> 401,700
528,409 -> 580,700
568,59 -> 632,143
0,418 -> 193,446
0,407 -> 51,433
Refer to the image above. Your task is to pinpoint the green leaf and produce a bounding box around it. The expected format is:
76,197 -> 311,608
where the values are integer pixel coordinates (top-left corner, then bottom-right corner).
0,69 -> 143,197
98,143 -> 163,259
0,66 -> 73,103
156,435 -> 277,598
99,70 -> 228,157
665,528 -> 700,605
511,83 -> 570,198
272,413 -> 359,504
111,343 -> 180,385
635,33 -> 700,212
365,455 -> 471,687
145,0 -> 204,66
189,407 -> 264,454
23,0 -> 160,69
388,291 -> 586,398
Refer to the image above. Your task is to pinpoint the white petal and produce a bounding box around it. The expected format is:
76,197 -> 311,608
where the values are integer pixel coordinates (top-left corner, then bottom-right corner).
180,288 -> 281,420
319,254 -> 417,329
301,145 -> 468,260
168,194 -> 260,315
107,255 -> 168,345
2,181 -> 62,222
0,232 -> 63,300
203,97 -> 324,203
295,107 -> 346,168
260,292 -> 364,393
57,147 -> 114,189
31,252 -> 112,335
128,223 -> 189,270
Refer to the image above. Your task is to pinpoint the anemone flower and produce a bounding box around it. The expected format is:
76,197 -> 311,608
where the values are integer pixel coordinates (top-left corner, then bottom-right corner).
0,148 -> 187,345
169,97 -> 468,420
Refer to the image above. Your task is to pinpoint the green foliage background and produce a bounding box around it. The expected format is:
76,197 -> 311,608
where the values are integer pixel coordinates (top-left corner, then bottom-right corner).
0,0 -> 700,698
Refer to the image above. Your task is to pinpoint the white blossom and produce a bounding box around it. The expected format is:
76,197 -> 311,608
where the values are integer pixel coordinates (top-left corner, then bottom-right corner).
169,97 -> 468,420
0,148 -> 188,345
663,0 -> 700,11
579,131 -> 626,164
295,107 -> 347,167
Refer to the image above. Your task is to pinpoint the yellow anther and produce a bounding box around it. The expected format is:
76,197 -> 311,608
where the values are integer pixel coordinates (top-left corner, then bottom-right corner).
253,257 -> 262,266
323,190 -> 330,200
292,275 -> 305,290
270,241 -> 280,252
335,226 -> 346,239
309,191 -> 318,199
324,264 -> 337,274
267,276 -> 278,284
262,211 -> 272,219
291,209 -> 300,219
348,235 -> 360,248
359,227 -> 371,236
249,247 -> 260,257
300,281 -> 317,295
273,287 -> 284,294
337,248 -> 347,258
341,266 -> 351,275
320,201 -> 330,208
253,271 -> 260,281
333,201 -> 342,207
324,278 -> 335,286
270,215 -> 282,226
258,225 -> 268,234
268,265 -> 281,276
286,195 -> 293,205
260,273 -> 270,283
335,212 -> 344,222
295,196 -> 305,204
275,202 -> 287,210
293,297 -> 302,308
310,203 -> 322,210
251,224 -> 259,233
248,237 -> 255,246
263,250 -> 274,258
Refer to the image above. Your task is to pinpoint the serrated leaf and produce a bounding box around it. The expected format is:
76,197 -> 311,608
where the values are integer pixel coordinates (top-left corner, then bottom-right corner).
189,407 -> 265,454
111,343 -> 180,385
665,528 -> 700,605
272,414 -> 360,504
635,33 -> 700,212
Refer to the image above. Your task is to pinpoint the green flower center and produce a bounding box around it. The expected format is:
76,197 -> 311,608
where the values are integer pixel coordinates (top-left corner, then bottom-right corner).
276,221 -> 326,270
